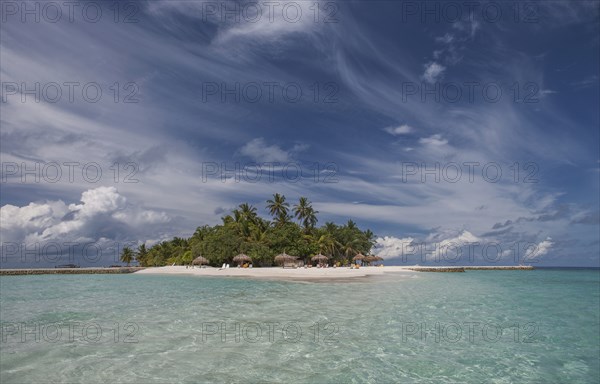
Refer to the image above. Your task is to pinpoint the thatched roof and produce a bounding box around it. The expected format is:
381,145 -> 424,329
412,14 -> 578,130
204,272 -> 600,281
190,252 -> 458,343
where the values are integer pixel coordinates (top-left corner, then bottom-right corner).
192,256 -> 208,265
233,254 -> 252,263
352,253 -> 366,261
311,254 -> 328,261
274,253 -> 297,264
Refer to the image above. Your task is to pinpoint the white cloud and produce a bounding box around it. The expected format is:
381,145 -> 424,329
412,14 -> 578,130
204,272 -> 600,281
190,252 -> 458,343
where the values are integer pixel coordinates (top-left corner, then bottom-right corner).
384,124 -> 414,135
239,138 -> 301,162
571,75 -> 599,89
372,236 -> 416,259
372,230 -> 481,262
70,187 -> 127,217
422,62 -> 446,84
524,237 -> 553,261
419,134 -> 448,146
540,89 -> 558,97
147,0 -> 322,44
0,187 -> 170,247
429,230 -> 481,259
0,201 -> 69,244
215,1 -> 322,43
452,20 -> 480,38
435,33 -> 454,44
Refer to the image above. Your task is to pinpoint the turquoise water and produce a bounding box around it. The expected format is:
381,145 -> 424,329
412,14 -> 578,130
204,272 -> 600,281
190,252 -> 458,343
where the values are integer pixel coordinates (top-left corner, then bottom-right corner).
1,270 -> 598,383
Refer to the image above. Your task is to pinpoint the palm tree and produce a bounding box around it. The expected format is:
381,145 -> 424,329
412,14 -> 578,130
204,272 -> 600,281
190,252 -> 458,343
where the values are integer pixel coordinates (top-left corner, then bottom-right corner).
293,197 -> 310,223
266,193 -> 290,226
324,222 -> 337,234
293,197 -> 319,231
172,237 -> 188,248
342,239 -> 360,259
239,203 -> 258,223
120,247 -> 134,266
249,220 -> 269,244
136,244 -> 148,265
221,215 -> 234,225
231,209 -> 243,223
317,232 -> 339,256
305,207 -> 318,229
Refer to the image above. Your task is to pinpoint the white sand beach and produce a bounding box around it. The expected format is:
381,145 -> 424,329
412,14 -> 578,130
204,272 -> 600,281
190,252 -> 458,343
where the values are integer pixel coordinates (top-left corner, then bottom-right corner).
134,265 -> 419,280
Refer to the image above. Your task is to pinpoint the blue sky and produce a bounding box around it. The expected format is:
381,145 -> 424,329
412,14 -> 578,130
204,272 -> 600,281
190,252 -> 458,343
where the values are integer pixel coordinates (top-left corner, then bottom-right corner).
1,0 -> 598,267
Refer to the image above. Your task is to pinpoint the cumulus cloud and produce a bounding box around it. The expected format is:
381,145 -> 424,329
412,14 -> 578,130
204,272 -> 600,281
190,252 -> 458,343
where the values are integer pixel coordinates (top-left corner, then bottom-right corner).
425,230 -> 482,260
524,237 -> 553,262
422,230 -> 483,262
0,187 -> 170,247
1,201 -> 70,245
372,230 -> 481,263
372,236 -> 416,259
422,62 -> 446,84
384,124 -> 414,135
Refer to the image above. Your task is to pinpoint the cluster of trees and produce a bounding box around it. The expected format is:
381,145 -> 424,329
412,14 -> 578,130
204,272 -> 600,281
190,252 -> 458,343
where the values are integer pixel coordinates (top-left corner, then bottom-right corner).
122,194 -> 375,267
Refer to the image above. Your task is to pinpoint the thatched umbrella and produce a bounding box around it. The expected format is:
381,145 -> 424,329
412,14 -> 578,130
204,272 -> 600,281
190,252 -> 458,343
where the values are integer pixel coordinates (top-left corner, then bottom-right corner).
192,256 -> 208,265
233,254 -> 252,266
352,253 -> 366,264
274,253 -> 297,267
364,255 -> 377,265
311,254 -> 328,264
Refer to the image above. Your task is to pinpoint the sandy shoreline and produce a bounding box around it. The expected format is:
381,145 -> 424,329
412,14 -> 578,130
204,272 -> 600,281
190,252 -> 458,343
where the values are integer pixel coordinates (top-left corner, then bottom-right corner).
134,265 -> 414,280
134,265 -> 533,281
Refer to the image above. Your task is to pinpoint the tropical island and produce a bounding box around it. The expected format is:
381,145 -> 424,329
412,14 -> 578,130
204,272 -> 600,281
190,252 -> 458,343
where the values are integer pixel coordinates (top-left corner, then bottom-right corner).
124,194 -> 376,268
1,193 -> 536,276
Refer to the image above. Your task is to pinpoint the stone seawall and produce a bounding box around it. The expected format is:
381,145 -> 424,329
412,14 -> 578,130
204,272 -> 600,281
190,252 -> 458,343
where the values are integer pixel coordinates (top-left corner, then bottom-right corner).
0,267 -> 146,276
464,266 -> 535,270
407,266 -> 535,272
407,267 -> 465,272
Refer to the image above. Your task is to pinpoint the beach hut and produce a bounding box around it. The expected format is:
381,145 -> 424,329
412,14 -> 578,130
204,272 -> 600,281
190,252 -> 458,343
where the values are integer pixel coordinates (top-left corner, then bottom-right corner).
274,253 -> 298,268
233,254 -> 252,266
352,253 -> 366,264
311,254 -> 328,266
364,255 -> 377,265
365,255 -> 383,266
192,256 -> 209,266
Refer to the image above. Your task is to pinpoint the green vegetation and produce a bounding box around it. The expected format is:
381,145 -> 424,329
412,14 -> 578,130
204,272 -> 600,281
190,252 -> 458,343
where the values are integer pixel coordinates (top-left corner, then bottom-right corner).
134,194 -> 375,267
119,246 -> 134,266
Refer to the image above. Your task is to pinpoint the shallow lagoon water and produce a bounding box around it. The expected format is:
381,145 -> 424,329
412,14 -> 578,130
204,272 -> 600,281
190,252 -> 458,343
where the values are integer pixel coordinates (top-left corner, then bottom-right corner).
1,269 -> 598,383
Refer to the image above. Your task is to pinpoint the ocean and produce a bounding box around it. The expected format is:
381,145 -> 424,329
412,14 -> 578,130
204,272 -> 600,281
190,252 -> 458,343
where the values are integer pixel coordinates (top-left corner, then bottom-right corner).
1,269 -> 598,383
